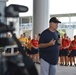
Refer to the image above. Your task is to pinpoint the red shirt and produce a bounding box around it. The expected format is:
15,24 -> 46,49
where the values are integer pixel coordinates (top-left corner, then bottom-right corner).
62,38 -> 70,47
31,39 -> 38,47
71,40 -> 76,50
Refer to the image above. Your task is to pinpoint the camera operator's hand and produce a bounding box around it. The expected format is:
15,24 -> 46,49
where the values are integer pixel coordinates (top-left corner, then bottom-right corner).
48,39 -> 56,46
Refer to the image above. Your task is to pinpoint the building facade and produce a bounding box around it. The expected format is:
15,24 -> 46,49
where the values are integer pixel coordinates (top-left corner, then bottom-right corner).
20,14 -> 76,39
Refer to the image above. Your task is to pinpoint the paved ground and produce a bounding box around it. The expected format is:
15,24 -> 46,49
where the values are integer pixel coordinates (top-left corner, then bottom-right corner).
35,64 -> 76,75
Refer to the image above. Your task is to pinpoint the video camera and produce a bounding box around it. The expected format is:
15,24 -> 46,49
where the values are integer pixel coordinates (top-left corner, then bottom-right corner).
0,4 -> 38,75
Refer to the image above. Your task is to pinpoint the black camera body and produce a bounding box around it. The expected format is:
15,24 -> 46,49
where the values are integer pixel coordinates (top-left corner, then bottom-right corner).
0,4 -> 38,75
0,54 -> 29,75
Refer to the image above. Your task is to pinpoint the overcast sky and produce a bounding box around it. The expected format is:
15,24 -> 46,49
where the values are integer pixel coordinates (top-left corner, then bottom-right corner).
7,0 -> 76,16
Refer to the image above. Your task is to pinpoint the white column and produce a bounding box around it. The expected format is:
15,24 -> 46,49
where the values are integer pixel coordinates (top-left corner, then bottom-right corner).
33,0 -> 50,35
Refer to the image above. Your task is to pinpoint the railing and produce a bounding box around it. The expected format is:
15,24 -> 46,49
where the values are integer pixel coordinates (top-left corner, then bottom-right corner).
58,22 -> 76,29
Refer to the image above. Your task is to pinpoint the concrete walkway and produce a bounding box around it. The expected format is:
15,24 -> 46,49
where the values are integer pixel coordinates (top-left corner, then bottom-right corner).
35,64 -> 76,75
56,65 -> 76,75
